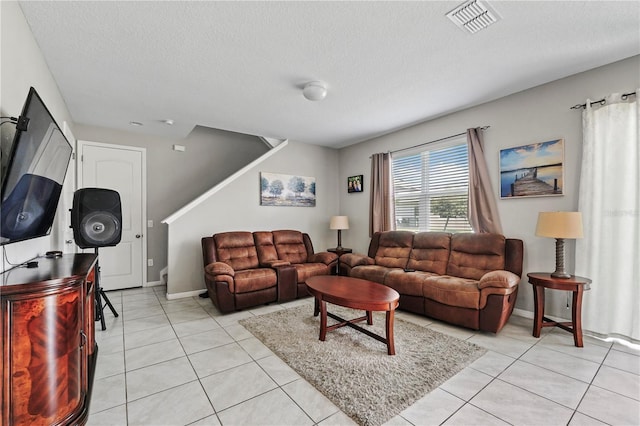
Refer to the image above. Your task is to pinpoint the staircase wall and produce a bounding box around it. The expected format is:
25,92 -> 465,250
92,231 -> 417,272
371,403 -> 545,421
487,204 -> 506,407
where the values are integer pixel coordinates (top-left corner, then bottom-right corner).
163,140 -> 339,298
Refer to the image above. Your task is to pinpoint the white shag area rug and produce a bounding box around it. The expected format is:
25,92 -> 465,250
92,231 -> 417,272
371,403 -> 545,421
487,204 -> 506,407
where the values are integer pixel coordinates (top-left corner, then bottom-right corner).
239,304 -> 486,426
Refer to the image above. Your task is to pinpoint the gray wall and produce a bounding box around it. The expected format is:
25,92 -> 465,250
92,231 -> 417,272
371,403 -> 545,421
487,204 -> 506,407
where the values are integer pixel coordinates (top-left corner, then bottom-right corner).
166,141 -> 339,296
74,124 -> 269,282
0,1 -> 75,271
337,55 -> 640,320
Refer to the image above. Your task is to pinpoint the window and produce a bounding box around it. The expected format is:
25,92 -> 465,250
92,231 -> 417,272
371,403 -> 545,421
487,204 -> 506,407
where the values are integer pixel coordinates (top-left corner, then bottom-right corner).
392,139 -> 472,233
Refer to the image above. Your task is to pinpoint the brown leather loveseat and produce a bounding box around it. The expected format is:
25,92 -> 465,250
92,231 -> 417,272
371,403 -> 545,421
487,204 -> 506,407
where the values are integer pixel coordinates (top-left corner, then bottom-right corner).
202,230 -> 337,313
340,231 -> 523,333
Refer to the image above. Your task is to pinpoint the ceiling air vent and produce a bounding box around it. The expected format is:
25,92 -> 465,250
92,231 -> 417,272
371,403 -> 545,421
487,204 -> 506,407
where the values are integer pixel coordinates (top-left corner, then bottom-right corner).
446,0 -> 501,34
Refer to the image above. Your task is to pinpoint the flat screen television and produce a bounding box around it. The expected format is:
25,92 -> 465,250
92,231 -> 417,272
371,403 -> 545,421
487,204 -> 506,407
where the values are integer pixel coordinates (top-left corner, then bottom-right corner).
0,87 -> 73,245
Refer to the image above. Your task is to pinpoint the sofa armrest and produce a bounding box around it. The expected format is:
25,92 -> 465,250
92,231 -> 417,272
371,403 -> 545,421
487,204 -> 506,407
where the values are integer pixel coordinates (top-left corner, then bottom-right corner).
261,259 -> 291,267
204,262 -> 235,278
341,253 -> 375,268
308,252 -> 338,265
478,270 -> 520,289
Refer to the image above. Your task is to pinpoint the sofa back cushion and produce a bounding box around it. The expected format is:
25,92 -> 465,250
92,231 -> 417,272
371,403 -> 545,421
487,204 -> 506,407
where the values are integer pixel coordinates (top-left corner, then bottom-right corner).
446,233 -> 506,280
374,231 -> 414,269
214,231 -> 259,271
273,230 -> 308,264
406,232 -> 451,274
253,231 -> 278,264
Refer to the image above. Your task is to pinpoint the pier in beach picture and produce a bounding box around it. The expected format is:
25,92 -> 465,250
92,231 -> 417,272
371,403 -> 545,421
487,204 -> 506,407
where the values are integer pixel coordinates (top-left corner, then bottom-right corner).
500,139 -> 564,198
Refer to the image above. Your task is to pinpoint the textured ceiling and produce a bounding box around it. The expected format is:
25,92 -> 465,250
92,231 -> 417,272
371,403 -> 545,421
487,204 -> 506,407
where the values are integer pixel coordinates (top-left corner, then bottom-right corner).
18,1 -> 640,148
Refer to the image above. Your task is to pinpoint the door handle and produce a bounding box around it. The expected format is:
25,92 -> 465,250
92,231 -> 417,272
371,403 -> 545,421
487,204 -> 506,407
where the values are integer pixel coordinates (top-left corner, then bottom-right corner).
136,234 -> 142,238
65,240 -> 73,244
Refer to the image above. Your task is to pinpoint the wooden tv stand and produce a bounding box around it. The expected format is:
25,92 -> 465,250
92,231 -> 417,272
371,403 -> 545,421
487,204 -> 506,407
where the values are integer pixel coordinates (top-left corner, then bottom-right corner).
1,253 -> 98,425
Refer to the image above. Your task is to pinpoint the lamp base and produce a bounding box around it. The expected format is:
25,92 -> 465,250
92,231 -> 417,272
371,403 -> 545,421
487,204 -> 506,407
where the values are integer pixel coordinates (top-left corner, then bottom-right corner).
551,238 -> 571,279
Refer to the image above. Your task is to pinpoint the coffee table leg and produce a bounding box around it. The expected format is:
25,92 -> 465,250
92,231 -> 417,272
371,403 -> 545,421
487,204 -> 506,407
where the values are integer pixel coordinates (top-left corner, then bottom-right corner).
313,297 -> 320,317
319,300 -> 327,341
386,310 -> 395,355
366,310 -> 373,325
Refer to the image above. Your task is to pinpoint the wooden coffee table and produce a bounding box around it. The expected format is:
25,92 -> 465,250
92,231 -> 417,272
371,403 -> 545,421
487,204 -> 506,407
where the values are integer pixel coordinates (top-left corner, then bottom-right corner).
305,275 -> 400,355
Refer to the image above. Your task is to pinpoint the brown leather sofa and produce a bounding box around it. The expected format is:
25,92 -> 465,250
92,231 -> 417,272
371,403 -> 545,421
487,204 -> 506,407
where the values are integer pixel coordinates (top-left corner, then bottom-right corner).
340,231 -> 524,333
202,230 -> 337,313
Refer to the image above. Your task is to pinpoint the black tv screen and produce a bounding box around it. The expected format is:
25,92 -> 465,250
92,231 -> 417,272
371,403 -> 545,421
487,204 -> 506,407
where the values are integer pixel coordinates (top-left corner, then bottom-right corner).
0,87 -> 73,245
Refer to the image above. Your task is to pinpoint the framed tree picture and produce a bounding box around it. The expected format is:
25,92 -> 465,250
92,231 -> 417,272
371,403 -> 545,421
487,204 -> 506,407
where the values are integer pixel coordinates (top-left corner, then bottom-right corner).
260,172 -> 316,206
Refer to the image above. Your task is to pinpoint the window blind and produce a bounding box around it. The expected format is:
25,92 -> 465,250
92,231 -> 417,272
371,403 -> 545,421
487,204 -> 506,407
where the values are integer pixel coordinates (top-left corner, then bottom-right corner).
393,141 -> 472,233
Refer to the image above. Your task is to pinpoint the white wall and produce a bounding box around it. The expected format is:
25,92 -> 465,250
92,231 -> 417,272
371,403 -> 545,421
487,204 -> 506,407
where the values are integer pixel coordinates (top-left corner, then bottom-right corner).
338,55 -> 640,319
0,1 -> 75,271
74,124 -> 269,282
166,140 -> 339,296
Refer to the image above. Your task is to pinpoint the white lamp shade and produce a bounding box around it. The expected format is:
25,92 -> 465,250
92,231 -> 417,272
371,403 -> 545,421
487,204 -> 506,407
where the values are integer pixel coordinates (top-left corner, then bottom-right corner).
535,211 -> 584,239
330,216 -> 349,230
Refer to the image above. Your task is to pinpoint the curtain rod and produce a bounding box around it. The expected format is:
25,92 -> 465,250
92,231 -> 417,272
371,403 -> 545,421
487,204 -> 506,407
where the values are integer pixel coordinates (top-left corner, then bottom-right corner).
388,126 -> 490,156
570,91 -> 636,110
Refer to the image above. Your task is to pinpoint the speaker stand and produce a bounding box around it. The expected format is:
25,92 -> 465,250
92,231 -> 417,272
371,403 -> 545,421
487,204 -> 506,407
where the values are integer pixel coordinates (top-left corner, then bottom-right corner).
94,248 -> 119,331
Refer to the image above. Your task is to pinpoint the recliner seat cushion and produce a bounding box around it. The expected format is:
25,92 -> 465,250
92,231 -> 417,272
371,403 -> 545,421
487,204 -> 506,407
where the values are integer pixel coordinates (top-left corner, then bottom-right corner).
423,275 -> 480,309
351,265 -> 396,283
233,268 -> 277,293
446,233 -> 506,280
384,270 -> 437,297
214,232 -> 260,271
292,263 -> 330,282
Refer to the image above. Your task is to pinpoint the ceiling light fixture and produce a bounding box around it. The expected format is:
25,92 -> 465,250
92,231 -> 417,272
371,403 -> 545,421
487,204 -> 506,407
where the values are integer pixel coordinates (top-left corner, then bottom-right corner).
446,0 -> 501,34
162,119 -> 174,125
303,81 -> 327,101
129,121 -> 143,126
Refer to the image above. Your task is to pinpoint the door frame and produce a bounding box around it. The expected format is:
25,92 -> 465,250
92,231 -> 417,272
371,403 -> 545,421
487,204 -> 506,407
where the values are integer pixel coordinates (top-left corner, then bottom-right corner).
77,140 -> 148,287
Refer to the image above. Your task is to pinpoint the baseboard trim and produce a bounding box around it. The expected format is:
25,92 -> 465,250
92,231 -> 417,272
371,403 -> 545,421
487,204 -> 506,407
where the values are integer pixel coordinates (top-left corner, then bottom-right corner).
145,280 -> 163,287
512,308 -> 533,319
166,289 -> 205,300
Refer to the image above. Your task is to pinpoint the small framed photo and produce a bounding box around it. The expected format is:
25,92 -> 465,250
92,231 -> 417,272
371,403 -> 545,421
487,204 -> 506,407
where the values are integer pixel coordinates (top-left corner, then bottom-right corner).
348,175 -> 363,193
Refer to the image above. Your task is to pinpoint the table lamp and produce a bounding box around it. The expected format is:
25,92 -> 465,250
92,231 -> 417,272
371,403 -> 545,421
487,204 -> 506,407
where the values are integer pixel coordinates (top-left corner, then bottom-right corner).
535,211 -> 584,278
330,216 -> 349,250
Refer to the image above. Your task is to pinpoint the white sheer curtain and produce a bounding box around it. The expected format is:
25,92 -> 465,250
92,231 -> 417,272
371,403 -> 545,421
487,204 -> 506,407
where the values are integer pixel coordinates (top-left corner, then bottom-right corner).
576,90 -> 639,344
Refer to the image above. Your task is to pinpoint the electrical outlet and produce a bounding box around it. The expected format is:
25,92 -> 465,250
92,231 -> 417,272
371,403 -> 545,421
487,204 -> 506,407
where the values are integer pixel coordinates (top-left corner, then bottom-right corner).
147,259 -> 154,267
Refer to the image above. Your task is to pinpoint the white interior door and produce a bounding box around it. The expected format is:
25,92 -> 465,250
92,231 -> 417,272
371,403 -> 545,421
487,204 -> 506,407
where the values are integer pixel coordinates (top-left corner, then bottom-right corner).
78,141 -> 146,290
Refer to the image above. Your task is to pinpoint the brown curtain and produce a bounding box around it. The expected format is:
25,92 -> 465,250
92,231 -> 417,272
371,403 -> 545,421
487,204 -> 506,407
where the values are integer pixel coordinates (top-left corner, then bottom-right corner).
369,153 -> 395,236
467,128 -> 503,234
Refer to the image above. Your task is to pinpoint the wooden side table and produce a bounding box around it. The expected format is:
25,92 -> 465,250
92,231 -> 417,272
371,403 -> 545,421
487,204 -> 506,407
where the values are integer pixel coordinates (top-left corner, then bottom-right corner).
527,272 -> 592,347
327,247 -> 352,275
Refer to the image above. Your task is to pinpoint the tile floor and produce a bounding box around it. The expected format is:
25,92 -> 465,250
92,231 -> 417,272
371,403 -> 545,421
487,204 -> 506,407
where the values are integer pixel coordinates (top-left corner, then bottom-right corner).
87,286 -> 640,426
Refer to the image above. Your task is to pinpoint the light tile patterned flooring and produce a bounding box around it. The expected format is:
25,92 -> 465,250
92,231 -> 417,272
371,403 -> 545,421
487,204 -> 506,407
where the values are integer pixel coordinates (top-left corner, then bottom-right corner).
87,286 -> 640,426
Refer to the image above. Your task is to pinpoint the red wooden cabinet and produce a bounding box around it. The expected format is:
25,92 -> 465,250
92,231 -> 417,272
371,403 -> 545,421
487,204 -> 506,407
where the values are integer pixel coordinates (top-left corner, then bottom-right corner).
1,254 -> 98,426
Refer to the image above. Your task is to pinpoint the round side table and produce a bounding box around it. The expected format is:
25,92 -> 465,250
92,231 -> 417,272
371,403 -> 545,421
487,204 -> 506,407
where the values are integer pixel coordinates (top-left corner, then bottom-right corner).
527,272 -> 591,347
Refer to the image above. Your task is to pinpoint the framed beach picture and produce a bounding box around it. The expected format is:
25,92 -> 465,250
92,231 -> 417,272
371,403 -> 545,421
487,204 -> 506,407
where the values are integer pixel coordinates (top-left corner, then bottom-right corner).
499,139 -> 564,198
260,172 -> 316,207
348,175 -> 363,193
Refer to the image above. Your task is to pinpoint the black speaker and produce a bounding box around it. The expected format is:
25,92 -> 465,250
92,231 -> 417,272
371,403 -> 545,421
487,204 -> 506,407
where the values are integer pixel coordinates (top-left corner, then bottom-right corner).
0,174 -> 62,240
71,188 -> 122,249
